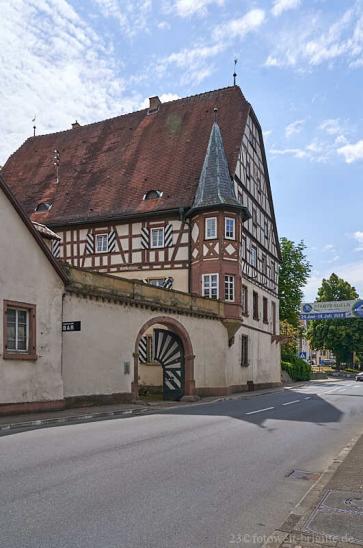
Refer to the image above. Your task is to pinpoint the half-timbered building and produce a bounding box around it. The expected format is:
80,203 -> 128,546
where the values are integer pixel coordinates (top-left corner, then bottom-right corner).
2,86 -> 281,397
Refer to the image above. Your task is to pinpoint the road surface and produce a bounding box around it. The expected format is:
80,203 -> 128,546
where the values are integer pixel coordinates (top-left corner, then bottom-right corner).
1,379 -> 363,548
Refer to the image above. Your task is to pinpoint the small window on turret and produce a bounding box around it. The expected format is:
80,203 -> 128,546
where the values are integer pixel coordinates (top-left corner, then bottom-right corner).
35,202 -> 52,212
143,190 -> 163,200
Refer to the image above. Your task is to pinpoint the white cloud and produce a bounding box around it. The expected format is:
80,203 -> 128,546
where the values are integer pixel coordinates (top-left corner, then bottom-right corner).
263,130 -> 272,139
269,147 -> 307,159
93,0 -> 152,36
271,0 -> 301,18
323,244 -> 335,252
170,0 -> 224,18
265,6 -> 363,70
213,9 -> 265,41
285,119 -> 305,138
353,231 -> 363,251
139,93 -> 181,109
337,139 -> 363,163
0,0 -> 143,165
156,8 -> 265,86
304,260 -> 363,301
319,119 -> 342,136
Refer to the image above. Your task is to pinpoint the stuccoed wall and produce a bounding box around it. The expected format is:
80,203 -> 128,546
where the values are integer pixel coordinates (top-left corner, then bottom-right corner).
0,188 -> 64,404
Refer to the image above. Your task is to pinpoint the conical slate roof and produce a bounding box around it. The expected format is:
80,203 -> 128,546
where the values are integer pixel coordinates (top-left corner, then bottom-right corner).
188,122 -> 250,219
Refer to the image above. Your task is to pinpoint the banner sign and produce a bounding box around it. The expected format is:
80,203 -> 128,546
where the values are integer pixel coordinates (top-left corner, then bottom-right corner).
300,300 -> 363,320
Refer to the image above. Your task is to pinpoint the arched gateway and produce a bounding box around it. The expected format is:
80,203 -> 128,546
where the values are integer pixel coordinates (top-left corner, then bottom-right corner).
133,316 -> 195,400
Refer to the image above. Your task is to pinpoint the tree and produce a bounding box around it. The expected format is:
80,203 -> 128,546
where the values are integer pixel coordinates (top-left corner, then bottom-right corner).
307,274 -> 363,368
279,238 -> 311,327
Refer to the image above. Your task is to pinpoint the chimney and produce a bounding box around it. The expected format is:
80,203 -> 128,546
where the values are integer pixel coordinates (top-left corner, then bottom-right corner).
148,96 -> 161,114
72,120 -> 81,129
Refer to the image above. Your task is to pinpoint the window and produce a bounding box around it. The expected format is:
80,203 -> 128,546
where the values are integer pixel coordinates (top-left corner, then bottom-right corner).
241,335 -> 249,367
205,217 -> 217,239
96,233 -> 108,253
263,297 -> 268,324
246,160 -> 251,180
202,274 -> 219,299
225,217 -> 235,240
3,301 -> 36,360
251,246 -> 257,268
241,285 -> 248,315
35,202 -> 52,212
271,261 -> 276,281
147,278 -> 165,287
253,291 -> 259,320
272,301 -> 277,335
262,254 -> 267,275
144,190 -> 162,200
224,275 -> 235,302
150,227 -> 164,248
264,219 -> 269,240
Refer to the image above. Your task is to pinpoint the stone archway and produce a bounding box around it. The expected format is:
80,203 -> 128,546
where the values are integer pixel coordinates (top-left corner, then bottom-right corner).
133,316 -> 195,399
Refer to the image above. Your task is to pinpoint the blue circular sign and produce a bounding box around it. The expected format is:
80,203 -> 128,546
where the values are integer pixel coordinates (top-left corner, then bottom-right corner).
303,304 -> 313,313
353,300 -> 363,318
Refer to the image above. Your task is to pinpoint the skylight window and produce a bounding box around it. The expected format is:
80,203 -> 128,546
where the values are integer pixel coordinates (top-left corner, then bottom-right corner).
143,190 -> 163,200
35,202 -> 52,212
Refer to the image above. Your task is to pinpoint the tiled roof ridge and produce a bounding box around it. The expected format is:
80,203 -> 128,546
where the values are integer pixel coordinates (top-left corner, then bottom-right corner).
14,85 -> 247,142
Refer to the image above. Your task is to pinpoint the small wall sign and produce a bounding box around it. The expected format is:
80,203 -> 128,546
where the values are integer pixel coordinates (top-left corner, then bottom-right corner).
62,321 -> 81,332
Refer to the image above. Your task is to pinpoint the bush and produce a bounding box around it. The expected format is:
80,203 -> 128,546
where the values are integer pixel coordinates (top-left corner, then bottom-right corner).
281,355 -> 312,381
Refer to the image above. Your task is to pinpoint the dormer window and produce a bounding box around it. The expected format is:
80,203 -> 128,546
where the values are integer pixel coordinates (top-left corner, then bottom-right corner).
143,190 -> 163,200
35,202 -> 52,212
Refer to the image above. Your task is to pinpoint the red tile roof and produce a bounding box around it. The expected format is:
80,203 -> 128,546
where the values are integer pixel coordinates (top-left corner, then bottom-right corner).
2,86 -> 250,227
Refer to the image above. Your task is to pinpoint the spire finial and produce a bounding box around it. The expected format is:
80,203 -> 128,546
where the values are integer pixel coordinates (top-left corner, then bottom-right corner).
32,114 -> 36,137
233,58 -> 238,86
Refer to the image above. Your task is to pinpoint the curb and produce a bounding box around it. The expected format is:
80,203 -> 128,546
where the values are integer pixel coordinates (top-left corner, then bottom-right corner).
262,433 -> 362,548
0,381 -> 309,435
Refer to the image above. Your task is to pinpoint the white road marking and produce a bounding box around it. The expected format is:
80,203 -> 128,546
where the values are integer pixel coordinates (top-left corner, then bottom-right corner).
282,400 -> 301,406
304,397 -> 311,400
245,407 -> 275,415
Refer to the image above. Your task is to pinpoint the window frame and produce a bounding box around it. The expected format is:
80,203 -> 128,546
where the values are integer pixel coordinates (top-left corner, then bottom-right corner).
95,233 -> 109,254
224,275 -> 235,302
224,217 -> 236,240
3,300 -> 37,361
205,217 -> 217,240
250,245 -> 257,268
202,273 -> 219,300
150,227 -> 165,249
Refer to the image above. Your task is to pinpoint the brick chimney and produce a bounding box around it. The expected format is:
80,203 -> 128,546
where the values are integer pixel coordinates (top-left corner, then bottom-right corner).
148,96 -> 161,114
72,120 -> 81,129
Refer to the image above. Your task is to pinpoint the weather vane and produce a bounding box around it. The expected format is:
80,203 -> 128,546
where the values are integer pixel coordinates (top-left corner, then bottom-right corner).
233,58 -> 238,86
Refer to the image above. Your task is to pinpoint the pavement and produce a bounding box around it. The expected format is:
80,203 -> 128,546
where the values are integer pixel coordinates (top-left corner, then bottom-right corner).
0,378 -> 362,548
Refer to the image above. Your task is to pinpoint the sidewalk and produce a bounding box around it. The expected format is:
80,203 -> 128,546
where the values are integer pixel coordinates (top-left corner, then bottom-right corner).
0,383 -> 305,435
264,433 -> 363,548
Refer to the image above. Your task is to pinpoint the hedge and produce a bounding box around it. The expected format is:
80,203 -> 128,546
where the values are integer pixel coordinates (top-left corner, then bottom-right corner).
281,355 -> 312,381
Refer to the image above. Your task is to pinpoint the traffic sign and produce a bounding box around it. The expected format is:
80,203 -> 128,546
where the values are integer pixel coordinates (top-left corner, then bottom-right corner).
299,352 -> 307,359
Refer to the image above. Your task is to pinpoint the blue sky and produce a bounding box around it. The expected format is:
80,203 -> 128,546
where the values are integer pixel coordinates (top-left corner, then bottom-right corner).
1,0 -> 363,300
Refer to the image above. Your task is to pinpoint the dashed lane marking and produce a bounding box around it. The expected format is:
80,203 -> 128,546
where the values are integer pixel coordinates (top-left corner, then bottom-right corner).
282,399 -> 301,406
245,406 -> 275,415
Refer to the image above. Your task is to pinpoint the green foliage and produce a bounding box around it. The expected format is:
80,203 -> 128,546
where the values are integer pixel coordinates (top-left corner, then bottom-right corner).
281,355 -> 312,381
279,238 -> 311,327
307,274 -> 363,368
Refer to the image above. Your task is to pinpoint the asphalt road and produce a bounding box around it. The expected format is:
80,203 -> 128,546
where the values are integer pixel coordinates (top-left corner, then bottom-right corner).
1,379 -> 363,548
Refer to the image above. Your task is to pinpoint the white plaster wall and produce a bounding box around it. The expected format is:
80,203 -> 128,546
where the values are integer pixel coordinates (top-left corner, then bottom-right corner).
0,189 -> 64,403
62,292 -> 229,397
